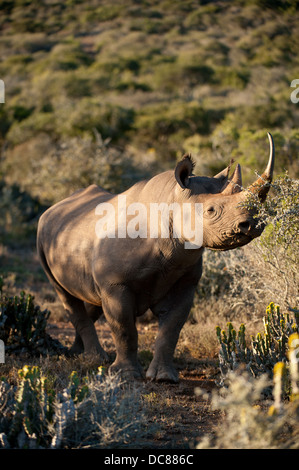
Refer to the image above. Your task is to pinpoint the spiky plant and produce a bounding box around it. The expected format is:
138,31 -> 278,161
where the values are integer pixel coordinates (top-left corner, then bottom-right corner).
216,302 -> 299,383
0,277 -> 65,356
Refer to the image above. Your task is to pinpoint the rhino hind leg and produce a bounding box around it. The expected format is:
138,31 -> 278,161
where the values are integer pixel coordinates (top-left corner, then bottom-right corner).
37,246 -> 107,360
61,294 -> 108,360
68,303 -> 105,357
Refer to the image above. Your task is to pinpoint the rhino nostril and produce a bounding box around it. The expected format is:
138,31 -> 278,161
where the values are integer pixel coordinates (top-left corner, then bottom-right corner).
238,221 -> 251,233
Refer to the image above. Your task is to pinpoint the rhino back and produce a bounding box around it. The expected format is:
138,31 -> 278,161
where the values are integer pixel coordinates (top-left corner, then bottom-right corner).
37,185 -> 113,304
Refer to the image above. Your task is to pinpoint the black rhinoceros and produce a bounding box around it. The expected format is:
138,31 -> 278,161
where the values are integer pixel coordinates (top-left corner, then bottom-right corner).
37,133 -> 274,382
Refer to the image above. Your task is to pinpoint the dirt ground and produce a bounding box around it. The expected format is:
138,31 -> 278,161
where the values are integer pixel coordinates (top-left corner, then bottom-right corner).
46,318 -> 222,449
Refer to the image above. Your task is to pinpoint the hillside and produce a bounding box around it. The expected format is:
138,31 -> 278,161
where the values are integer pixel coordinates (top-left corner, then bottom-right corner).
0,0 -> 299,208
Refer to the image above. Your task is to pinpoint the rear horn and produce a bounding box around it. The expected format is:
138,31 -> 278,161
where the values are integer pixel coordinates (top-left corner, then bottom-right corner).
221,163 -> 242,195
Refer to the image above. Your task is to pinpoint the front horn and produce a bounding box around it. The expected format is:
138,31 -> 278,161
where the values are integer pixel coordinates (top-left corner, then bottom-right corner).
247,132 -> 275,202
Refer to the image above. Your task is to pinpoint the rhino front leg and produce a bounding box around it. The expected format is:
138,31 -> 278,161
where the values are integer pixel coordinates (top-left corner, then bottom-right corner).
147,284 -> 197,383
101,286 -> 144,380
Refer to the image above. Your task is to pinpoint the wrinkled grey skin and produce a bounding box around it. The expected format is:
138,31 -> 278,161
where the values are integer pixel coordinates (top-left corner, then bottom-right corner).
37,134 -> 274,382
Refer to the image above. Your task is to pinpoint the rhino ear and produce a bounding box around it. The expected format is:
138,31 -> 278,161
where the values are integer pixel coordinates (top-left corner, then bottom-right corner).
175,154 -> 195,189
214,159 -> 234,182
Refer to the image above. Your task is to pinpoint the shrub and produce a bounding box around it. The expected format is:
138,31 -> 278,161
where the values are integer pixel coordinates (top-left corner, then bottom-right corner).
0,180 -> 46,242
1,133 -> 148,208
152,59 -> 214,93
191,246 -> 270,327
63,75 -> 91,99
214,66 -> 250,90
46,41 -> 93,71
1,365 -> 55,448
0,365 -> 152,449
209,125 -> 299,184
0,278 -> 65,356
82,5 -> 123,23
57,99 -> 135,141
244,173 -> 299,308
134,101 -> 211,159
197,350 -> 299,449
7,112 -> 56,145
183,5 -> 221,30
216,302 -> 299,382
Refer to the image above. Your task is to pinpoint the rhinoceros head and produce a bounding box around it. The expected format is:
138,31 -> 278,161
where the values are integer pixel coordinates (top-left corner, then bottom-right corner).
174,132 -> 275,251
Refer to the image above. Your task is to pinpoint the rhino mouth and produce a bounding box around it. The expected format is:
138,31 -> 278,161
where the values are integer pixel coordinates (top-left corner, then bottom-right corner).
209,231 -> 255,251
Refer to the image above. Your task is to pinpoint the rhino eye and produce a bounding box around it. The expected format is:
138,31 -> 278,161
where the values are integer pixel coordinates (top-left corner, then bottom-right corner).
205,205 -> 219,218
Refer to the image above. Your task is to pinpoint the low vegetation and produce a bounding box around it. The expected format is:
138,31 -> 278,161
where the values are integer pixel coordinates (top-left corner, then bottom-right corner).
216,303 -> 298,382
0,365 -> 151,449
197,357 -> 299,449
0,277 -> 65,356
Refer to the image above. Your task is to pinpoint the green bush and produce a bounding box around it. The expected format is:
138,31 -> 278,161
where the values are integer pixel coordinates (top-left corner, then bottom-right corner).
2,131 -> 154,206
183,4 -> 220,30
0,181 -> 46,242
244,173 -> 299,307
63,75 -> 91,98
45,41 -> 93,71
82,5 -> 123,23
134,101 -> 211,159
197,351 -> 299,449
0,54 -> 33,76
0,365 -> 152,449
45,99 -> 133,142
214,66 -> 250,90
5,99 -> 135,145
0,278 -> 64,356
152,59 -> 215,93
7,112 -> 55,145
208,124 -> 299,184
216,303 -> 299,382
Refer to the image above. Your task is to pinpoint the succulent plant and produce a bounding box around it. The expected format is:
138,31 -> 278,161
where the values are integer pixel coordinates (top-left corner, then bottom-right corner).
216,302 -> 299,384
0,365 -> 149,449
0,277 -> 66,356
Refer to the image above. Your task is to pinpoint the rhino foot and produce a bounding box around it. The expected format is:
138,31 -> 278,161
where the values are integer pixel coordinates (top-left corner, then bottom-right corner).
67,338 -> 109,363
89,347 -> 109,364
109,359 -> 145,381
146,362 -> 179,383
